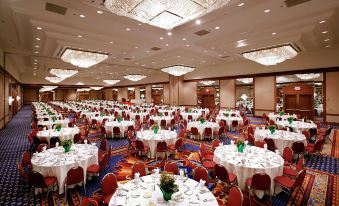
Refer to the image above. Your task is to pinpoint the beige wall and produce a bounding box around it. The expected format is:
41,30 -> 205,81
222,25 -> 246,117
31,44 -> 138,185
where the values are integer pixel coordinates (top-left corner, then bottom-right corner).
180,82 -> 197,105
169,75 -> 182,106
134,87 -> 140,99
145,85 -> 152,103
63,89 -> 76,101
23,88 -> 39,104
220,79 -> 235,108
254,76 -> 275,116
326,71 -> 339,123
163,84 -> 170,104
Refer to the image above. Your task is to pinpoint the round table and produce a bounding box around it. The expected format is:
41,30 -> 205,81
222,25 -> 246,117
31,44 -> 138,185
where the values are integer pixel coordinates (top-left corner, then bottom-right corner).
276,120 -> 317,132
136,130 -> 177,158
81,111 -> 100,118
218,110 -> 240,116
105,121 -> 135,136
108,174 -> 218,206
150,116 -> 173,126
216,116 -> 243,128
254,129 -> 307,154
91,116 -> 116,124
37,127 -> 80,145
38,119 -> 69,129
31,144 -> 98,194
214,145 -> 284,193
187,121 -> 220,138
268,113 -> 297,121
36,114 -> 63,121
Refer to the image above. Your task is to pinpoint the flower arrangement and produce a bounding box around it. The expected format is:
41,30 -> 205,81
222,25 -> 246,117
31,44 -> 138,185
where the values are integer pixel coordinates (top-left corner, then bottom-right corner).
188,109 -> 192,113
61,139 -> 72,153
159,174 -> 179,201
236,139 -> 245,153
223,113 -> 230,117
51,116 -> 56,122
287,117 -> 293,124
116,116 -> 122,123
279,111 -> 285,116
151,124 -> 159,134
158,112 -> 164,117
268,125 -> 276,134
197,116 -> 206,124
54,124 -> 62,132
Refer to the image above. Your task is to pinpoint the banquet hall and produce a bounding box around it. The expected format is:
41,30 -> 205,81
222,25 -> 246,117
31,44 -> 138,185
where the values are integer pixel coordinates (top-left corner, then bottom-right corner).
0,0 -> 338,205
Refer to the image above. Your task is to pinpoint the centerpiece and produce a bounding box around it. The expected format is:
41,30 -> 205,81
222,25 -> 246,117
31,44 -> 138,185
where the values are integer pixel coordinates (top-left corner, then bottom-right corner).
51,116 -> 56,122
116,116 -> 122,123
287,117 -> 294,124
268,125 -> 276,134
236,139 -> 245,153
279,111 -> 285,116
158,112 -> 164,117
54,124 -> 62,132
223,113 -> 230,117
61,139 -> 72,153
198,116 -> 205,124
159,174 -> 179,201
151,124 -> 159,134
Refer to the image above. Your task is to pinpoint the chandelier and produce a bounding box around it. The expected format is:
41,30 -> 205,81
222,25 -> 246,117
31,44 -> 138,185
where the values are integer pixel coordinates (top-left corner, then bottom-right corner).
161,65 -> 195,76
200,80 -> 215,85
45,76 -> 64,83
77,88 -> 92,92
124,74 -> 147,81
237,78 -> 253,84
295,73 -> 320,80
103,79 -> 121,85
40,86 -> 58,92
242,44 -> 298,66
104,0 -> 231,30
61,48 -> 109,68
90,87 -> 103,90
50,68 -> 78,78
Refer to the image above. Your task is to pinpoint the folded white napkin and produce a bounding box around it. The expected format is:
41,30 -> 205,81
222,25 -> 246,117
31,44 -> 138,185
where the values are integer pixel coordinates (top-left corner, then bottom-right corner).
199,179 -> 206,188
134,172 -> 140,180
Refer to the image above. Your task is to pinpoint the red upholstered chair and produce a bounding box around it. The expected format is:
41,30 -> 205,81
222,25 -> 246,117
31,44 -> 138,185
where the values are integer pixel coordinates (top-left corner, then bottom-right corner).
198,151 -> 216,171
112,126 -> 121,138
168,138 -> 184,156
283,147 -> 293,167
149,119 -> 155,126
246,173 -> 272,206
65,166 -> 85,200
212,139 -> 221,152
248,133 -> 255,145
226,186 -> 243,206
29,171 -> 57,201
248,126 -> 254,135
74,134 -> 82,143
191,127 -> 199,140
130,162 -> 147,179
203,127 -> 213,139
164,162 -> 179,175
214,164 -> 237,188
17,161 -> 29,183
264,138 -> 277,152
100,139 -> 107,152
156,141 -> 168,159
188,115 -> 193,121
283,157 -> 304,178
231,120 -> 239,132
93,173 -> 118,205
160,119 -> 167,128
37,143 -> 48,152
193,166 -> 209,186
304,138 -> 324,155
22,151 -> 32,169
214,126 -> 226,138
274,170 -> 306,204
87,153 -> 109,177
292,141 -> 305,160
127,135 -> 136,152
135,140 -> 150,158
80,197 -> 99,206
254,140 -> 265,148
302,130 -> 311,142
200,143 -> 214,161
50,136 -> 60,148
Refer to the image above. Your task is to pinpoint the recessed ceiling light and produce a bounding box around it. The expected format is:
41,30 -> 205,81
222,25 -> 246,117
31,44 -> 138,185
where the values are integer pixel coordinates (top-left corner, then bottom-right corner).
34,51 -> 39,54
322,31 -> 328,34
165,44 -> 169,46
177,55 -> 181,58
324,39 -> 330,42
326,45 -> 331,47
186,44 -> 190,47
34,62 -> 37,64
319,20 -> 326,24
138,23 -> 142,26
34,59 -> 38,61
126,28 -> 131,31
78,35 -> 83,38
218,54 -> 222,57
167,32 -> 172,36
36,27 -> 42,30
97,10 -> 103,14
272,32 -> 277,35
160,37 -> 163,40
264,9 -> 271,13
33,68 -> 37,70
214,26 -> 220,30
35,45 -> 39,48
36,38 -> 40,41
195,19 -> 201,25
134,46 -> 139,49
202,60 -> 206,63
109,41 -> 113,44
146,50 -> 150,53
79,14 -> 85,18
238,2 -> 245,6
182,38 -> 186,40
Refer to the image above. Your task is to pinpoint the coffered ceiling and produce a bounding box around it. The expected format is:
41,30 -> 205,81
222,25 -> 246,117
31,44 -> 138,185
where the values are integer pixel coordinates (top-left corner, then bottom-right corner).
0,0 -> 338,86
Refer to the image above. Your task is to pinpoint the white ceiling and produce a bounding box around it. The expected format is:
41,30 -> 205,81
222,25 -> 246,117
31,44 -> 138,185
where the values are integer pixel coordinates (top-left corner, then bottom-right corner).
0,0 -> 338,86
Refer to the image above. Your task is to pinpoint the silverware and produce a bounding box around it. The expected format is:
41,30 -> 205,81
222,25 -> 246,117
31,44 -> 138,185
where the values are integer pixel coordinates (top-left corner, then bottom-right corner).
195,193 -> 200,200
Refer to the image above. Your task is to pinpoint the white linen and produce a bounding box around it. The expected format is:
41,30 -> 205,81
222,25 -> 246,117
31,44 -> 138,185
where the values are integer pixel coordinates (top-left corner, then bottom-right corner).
105,121 -> 135,136
187,121 -> 220,138
90,116 -> 116,124
130,112 -> 148,120
38,119 -> 69,129
37,127 -> 80,145
268,113 -> 297,121
214,145 -> 284,193
276,120 -> 317,132
108,174 -> 218,206
149,116 -> 173,126
31,144 -> 98,194
137,130 -> 177,158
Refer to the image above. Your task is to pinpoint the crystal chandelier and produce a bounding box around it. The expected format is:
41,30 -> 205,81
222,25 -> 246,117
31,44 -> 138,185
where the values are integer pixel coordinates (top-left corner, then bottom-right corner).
295,73 -> 320,80
237,78 -> 253,84
45,76 -> 64,83
40,86 -> 58,92
242,44 -> 298,66
61,48 -> 109,68
103,79 -> 121,85
104,0 -> 231,30
77,88 -> 92,92
50,68 -> 78,78
200,80 -> 215,85
124,74 -> 147,81
90,87 -> 103,90
161,65 -> 195,76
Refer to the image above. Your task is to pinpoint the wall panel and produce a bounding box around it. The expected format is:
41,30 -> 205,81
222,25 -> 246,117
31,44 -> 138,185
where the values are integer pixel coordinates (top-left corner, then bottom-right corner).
254,76 -> 275,116
220,79 -> 235,108
326,71 -> 339,123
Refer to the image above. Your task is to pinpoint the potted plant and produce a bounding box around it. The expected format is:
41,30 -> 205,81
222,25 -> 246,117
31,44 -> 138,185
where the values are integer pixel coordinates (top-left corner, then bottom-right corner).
236,139 -> 245,153
198,117 -> 205,124
159,174 -> 179,201
268,125 -> 276,134
61,139 -> 72,153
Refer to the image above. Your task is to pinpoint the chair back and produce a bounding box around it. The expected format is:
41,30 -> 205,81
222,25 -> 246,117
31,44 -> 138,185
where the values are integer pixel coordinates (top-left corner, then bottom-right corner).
100,139 -> 107,151
312,138 -> 324,153
248,133 -> 255,145
127,125 -> 134,132
156,141 -> 167,152
200,143 -> 209,156
30,171 -> 46,187
66,166 -> 84,185
292,141 -> 305,154
248,126 -> 254,135
264,138 -> 276,151
160,119 -> 167,127
212,139 -> 221,152
80,197 -> 98,206
99,153 -> 109,171
231,120 -> 238,126
74,134 -> 81,143
309,128 -> 318,137
101,173 -> 118,196
214,164 -> 231,183
293,170 -> 306,189
302,131 -> 311,141
193,167 -> 208,185
250,173 -> 271,191
37,143 -> 48,152
113,126 -> 120,134
296,157 -> 304,172
135,140 -> 145,150
226,186 -> 243,206
22,151 -> 31,167
164,162 -> 179,174
204,127 -> 212,135
149,119 -> 155,125
50,136 -> 60,147
254,141 -> 265,148
283,147 -> 293,163
131,162 -> 147,178
191,127 -> 199,135
17,161 -> 29,181
174,138 -> 184,149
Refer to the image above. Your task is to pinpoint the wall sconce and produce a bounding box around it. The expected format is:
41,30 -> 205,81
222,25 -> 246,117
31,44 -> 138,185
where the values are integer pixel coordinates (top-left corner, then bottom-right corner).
16,96 -> 21,101
8,96 -> 14,105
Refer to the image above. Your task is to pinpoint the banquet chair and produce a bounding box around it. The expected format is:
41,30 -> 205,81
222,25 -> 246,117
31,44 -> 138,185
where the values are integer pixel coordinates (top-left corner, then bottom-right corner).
254,141 -> 265,148
188,115 -> 193,121
87,153 -> 109,178
203,127 -> 213,140
193,166 -> 209,186
65,166 -> 86,200
74,134 -> 82,143
283,147 -> 293,167
160,119 -> 167,129
135,115 -> 140,120
127,125 -> 135,136
80,197 -> 99,206
17,161 -> 30,183
127,135 -> 136,152
246,173 -> 272,206
323,127 -> 333,143
214,126 -> 226,139
92,173 -> 118,205
135,140 -> 150,158
291,141 -> 305,160
231,120 -> 239,132
156,141 -> 168,159
22,151 -> 32,169
168,138 -> 184,156
226,186 -> 243,206
100,139 -> 107,152
214,164 -> 237,189
37,143 -> 49,152
29,171 -> 58,202
130,162 -> 147,179
264,138 -> 277,152
302,130 -> 311,142
248,126 -> 254,135
248,133 -> 255,145
112,126 -> 121,139
190,127 -> 200,140
283,157 -> 304,179
164,162 -> 179,175
274,170 -> 306,205
309,128 -> 318,142
200,143 -> 214,161
50,136 -> 60,148
212,139 -> 221,152
304,138 -> 325,155
198,151 -> 216,172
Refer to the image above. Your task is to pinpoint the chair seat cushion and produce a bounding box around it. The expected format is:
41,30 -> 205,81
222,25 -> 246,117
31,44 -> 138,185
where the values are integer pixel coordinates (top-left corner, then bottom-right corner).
283,167 -> 298,177
274,176 -> 294,189
284,161 -> 291,167
304,145 -> 314,152
168,144 -> 176,150
104,194 -> 113,205
44,176 -> 57,186
203,154 -> 214,161
246,177 -> 252,187
228,173 -> 237,183
87,164 -> 100,173
203,161 -> 215,169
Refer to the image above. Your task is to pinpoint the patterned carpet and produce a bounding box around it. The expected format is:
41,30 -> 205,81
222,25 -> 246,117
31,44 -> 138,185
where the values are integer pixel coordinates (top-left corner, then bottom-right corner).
0,106 -> 338,206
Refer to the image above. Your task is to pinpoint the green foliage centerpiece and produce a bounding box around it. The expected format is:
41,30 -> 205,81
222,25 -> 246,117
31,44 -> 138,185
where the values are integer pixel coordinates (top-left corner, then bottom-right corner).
159,174 -> 179,202
151,124 -> 159,134
158,112 -> 164,117
279,111 -> 285,116
223,113 -> 230,117
61,139 -> 72,153
51,116 -> 56,122
237,139 -> 245,153
55,124 -> 62,132
117,116 -> 122,123
198,117 -> 206,124
287,117 -> 294,124
268,125 -> 276,134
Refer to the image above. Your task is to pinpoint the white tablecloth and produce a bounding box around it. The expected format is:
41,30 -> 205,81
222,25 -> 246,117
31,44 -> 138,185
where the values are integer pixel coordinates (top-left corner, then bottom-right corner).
90,116 -> 116,124
254,129 -> 307,154
181,112 -> 201,121
268,113 -> 297,121
37,127 -> 80,145
36,114 -> 63,121
38,119 -> 69,129
137,130 -> 177,158
214,145 -> 284,193
105,121 -> 135,136
81,111 -> 100,118
150,116 -> 173,126
218,110 -> 240,116
187,121 -> 219,138
276,121 -> 317,132
31,144 -> 98,194
108,175 -> 218,206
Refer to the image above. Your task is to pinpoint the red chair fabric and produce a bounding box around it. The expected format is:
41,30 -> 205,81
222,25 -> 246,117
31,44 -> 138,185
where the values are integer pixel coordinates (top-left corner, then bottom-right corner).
283,157 -> 304,178
200,143 -> 214,161
212,139 -> 221,152
193,167 -> 209,186
226,186 -> 243,206
264,138 -> 277,151
283,147 -> 293,167
131,162 -> 147,179
215,164 -> 237,186
93,173 -> 118,205
164,162 -> 179,174
37,143 -> 48,152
